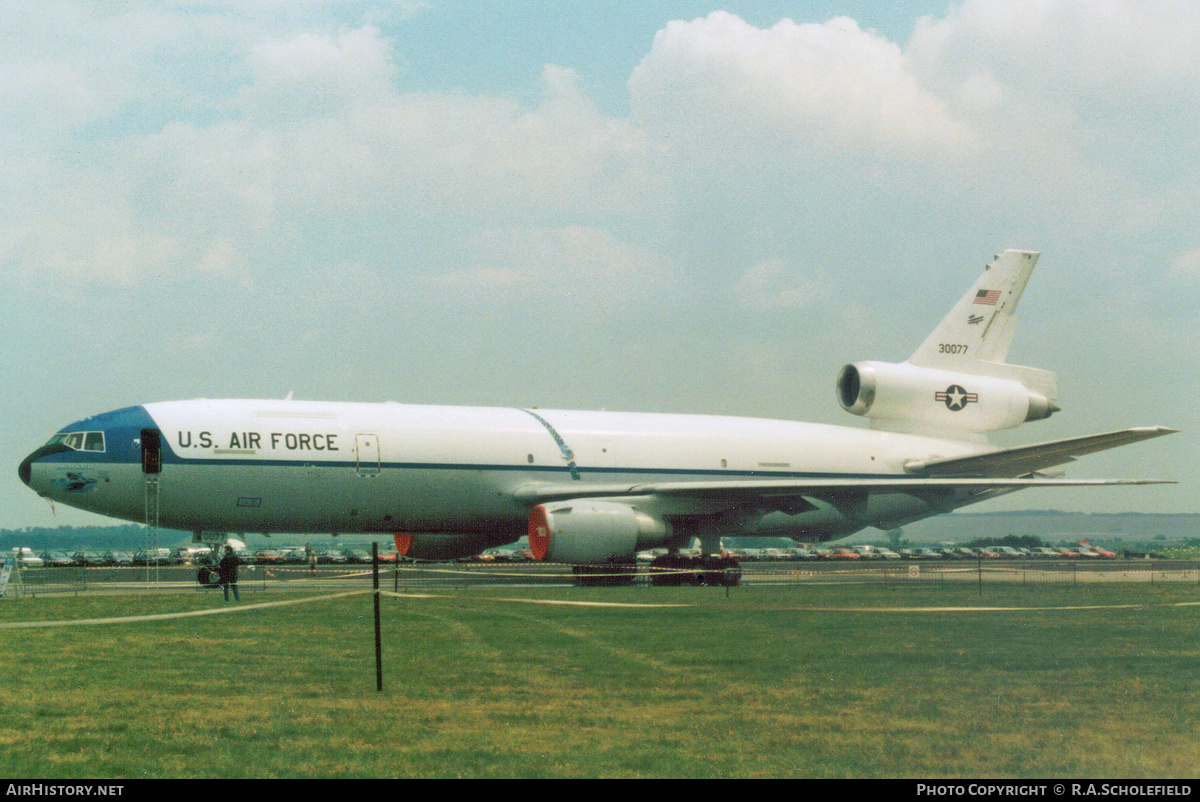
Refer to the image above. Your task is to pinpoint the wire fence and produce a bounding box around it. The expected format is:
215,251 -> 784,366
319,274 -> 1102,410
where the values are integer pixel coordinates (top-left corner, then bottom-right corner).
6,557 -> 1200,598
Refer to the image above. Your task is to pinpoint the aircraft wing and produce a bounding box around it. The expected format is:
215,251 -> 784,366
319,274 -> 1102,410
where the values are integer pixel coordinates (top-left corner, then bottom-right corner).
513,475 -> 1174,510
901,426 -> 1178,477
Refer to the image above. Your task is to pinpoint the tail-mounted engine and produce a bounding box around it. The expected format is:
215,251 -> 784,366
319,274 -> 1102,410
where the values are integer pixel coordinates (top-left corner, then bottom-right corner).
837,361 -> 1057,434
528,500 -> 671,564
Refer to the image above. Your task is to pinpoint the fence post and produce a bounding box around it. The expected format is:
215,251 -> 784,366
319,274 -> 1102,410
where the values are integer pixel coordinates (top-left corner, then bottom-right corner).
372,542 -> 383,692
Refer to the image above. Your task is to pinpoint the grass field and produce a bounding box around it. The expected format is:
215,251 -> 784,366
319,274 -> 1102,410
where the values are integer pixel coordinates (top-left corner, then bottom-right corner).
1,582 -> 1198,778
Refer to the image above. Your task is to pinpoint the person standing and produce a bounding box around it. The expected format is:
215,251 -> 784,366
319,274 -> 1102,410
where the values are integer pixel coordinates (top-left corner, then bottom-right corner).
218,545 -> 241,603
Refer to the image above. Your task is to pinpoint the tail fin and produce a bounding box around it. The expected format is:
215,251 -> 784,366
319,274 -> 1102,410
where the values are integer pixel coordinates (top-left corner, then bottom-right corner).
908,250 -> 1058,402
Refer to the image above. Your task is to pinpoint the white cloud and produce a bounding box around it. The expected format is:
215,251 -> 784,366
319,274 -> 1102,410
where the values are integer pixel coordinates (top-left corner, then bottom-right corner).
4,19 -> 656,289
428,225 -> 673,308
1168,248 -> 1200,281
734,258 -> 821,310
629,11 -> 975,160
909,0 -> 1200,106
902,0 -> 1200,237
238,25 -> 399,120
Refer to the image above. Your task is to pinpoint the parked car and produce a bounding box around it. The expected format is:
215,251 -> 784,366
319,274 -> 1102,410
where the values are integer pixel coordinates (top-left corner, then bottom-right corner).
134,547 -> 175,565
104,551 -> 135,566
12,548 -> 44,568
254,549 -> 289,564
280,547 -> 309,564
341,549 -> 373,564
72,550 -> 107,566
318,549 -> 348,564
175,546 -> 213,565
42,551 -> 76,567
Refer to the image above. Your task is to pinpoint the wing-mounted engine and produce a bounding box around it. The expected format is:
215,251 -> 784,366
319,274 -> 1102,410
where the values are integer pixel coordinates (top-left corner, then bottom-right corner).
528,500 -> 672,564
837,361 -> 1057,436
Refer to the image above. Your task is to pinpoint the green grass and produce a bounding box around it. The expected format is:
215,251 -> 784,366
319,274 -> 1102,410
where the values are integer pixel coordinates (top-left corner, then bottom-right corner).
1,582 -> 1199,778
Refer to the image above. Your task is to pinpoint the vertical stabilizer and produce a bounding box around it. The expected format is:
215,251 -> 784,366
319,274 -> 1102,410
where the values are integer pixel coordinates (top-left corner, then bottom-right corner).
908,250 -> 1057,400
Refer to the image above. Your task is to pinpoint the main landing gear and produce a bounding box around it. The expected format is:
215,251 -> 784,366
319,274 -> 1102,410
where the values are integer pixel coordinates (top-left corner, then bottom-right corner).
571,559 -> 638,587
569,555 -> 742,587
648,554 -> 742,587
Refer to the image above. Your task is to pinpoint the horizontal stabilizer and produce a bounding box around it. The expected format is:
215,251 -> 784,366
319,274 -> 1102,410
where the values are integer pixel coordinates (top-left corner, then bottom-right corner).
902,426 -> 1178,477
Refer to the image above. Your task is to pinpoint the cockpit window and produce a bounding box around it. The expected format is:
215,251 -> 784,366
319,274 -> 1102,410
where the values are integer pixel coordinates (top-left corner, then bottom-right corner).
46,431 -> 106,452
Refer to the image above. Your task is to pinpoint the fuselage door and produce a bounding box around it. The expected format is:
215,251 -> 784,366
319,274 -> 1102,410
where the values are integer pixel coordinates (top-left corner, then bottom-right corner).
141,428 -> 162,474
355,434 -> 380,476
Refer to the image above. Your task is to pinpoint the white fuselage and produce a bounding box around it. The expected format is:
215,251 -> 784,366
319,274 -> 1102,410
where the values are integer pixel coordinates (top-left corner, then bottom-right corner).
24,399 -> 990,543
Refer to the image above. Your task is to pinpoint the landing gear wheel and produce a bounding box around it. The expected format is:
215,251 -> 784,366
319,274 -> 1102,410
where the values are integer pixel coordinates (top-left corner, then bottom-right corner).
649,554 -> 682,586
702,556 -> 742,587
572,561 -> 636,587
197,567 -> 220,588
650,554 -> 704,586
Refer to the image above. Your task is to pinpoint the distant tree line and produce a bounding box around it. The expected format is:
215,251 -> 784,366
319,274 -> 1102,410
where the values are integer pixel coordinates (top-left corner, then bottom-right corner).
962,534 -> 1047,549
0,524 -> 190,551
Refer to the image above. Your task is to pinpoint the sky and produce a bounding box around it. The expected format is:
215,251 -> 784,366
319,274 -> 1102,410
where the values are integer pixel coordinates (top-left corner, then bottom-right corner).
3,0 -> 1196,529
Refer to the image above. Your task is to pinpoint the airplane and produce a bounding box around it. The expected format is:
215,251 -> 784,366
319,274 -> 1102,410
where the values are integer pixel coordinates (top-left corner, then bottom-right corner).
18,250 -> 1175,585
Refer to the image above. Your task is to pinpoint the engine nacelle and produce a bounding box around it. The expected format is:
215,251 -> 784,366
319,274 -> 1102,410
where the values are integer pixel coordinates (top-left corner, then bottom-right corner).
528,500 -> 671,564
393,533 -> 506,561
837,361 -> 1056,433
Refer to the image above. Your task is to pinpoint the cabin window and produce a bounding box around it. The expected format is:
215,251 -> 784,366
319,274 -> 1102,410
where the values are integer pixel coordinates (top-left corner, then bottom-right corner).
46,431 -> 106,452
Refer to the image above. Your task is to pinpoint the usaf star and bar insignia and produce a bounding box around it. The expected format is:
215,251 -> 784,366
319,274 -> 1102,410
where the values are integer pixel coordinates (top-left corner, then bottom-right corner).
935,385 -> 978,411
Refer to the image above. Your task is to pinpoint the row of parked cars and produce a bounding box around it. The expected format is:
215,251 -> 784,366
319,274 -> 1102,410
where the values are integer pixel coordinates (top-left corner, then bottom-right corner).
242,546 -> 392,565
725,544 -> 1118,561
7,545 -> 399,568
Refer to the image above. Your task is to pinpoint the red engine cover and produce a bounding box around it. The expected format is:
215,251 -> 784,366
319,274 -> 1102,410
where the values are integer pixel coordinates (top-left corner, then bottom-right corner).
528,505 -> 550,560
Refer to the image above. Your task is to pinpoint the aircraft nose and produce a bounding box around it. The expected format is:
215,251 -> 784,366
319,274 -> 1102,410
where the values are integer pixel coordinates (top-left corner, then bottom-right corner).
18,443 -> 71,487
18,451 -> 34,486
